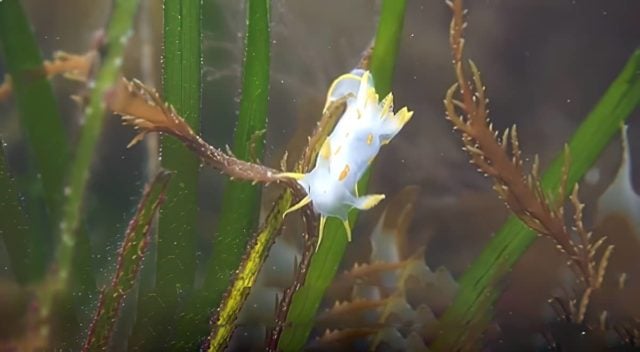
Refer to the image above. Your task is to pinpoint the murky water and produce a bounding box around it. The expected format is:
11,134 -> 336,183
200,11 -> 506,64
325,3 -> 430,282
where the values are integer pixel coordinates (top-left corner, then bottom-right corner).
1,0 -> 639,350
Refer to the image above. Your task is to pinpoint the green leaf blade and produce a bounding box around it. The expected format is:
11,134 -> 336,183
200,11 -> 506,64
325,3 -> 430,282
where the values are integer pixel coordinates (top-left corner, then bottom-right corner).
0,143 -> 35,283
155,0 -> 202,295
171,1 -> 271,347
128,1 -> 201,348
0,0 -> 70,215
203,0 -> 271,307
0,0 -> 70,281
49,0 -> 142,319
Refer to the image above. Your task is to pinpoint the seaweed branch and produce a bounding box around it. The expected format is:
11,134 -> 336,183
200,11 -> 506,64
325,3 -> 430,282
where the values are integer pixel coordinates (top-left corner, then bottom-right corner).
111,79 -> 305,193
266,221 -> 317,352
434,42 -> 640,352
443,0 -> 612,293
82,170 -> 172,351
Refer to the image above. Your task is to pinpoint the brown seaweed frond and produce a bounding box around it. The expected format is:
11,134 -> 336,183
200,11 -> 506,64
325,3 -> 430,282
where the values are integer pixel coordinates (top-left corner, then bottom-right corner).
110,79 -> 196,147
0,50 -> 97,103
444,0 -> 613,297
44,50 -> 97,82
266,217 -> 317,352
318,298 -> 392,323
110,78 -> 304,188
340,260 -> 415,283
82,171 -> 172,351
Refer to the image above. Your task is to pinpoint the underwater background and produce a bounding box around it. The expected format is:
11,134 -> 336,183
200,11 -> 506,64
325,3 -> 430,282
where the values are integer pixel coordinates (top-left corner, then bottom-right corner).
0,0 -> 639,350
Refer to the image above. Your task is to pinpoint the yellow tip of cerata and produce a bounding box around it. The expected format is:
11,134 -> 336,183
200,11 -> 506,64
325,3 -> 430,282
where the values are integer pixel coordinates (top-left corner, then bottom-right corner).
363,194 -> 386,209
381,93 -> 394,115
396,107 -> 414,126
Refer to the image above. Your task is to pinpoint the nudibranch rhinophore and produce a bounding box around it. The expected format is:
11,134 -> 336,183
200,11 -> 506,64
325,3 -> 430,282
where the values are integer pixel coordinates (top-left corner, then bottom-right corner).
280,69 -> 413,249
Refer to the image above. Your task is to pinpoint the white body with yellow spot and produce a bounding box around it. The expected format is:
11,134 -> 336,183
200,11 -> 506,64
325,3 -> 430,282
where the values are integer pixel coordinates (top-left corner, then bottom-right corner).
283,69 -> 413,247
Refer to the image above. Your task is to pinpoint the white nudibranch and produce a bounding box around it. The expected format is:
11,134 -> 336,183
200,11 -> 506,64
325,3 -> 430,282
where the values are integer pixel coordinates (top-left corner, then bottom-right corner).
280,69 -> 413,249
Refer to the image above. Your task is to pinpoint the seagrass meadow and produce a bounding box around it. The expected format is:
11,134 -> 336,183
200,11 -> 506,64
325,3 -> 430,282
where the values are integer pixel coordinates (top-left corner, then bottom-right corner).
1,0 -> 640,351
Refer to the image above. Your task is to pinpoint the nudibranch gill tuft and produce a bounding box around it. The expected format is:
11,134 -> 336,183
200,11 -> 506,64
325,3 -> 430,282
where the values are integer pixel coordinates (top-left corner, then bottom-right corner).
280,69 -> 413,249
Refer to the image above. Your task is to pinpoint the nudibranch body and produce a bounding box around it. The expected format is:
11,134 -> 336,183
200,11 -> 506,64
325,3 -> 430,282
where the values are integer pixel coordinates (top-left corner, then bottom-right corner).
282,69 -> 413,248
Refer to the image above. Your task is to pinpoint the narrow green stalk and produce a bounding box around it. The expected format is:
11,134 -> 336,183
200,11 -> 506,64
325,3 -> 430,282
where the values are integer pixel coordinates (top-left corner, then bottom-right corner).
48,0 -> 141,313
128,0 -> 201,348
277,1 -> 408,350
0,0 -> 70,279
170,1 -> 270,347
370,0 -> 407,98
432,49 -> 640,350
204,0 -> 270,313
0,0 -> 68,215
82,171 -> 172,352
0,142 -> 34,283
156,0 -> 201,297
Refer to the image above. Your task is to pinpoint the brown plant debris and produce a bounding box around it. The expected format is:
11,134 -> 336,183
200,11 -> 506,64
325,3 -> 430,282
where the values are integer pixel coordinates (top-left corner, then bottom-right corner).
444,0 -> 612,323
